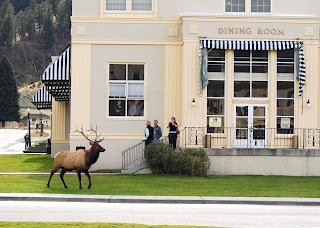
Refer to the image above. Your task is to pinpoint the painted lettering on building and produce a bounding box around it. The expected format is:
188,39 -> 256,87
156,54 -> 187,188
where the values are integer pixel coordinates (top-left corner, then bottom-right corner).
218,28 -> 285,36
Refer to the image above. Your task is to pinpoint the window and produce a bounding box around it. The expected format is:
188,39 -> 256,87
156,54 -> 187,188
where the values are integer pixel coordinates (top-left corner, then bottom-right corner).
225,0 -> 245,13
106,0 -> 126,10
251,0 -> 271,13
106,0 -> 152,11
132,0 -> 152,11
109,64 -> 145,117
207,50 -> 225,133
277,49 -> 295,134
234,50 -> 268,98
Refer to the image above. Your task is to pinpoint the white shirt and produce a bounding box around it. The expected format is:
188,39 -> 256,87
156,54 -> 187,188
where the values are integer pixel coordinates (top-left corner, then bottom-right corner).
145,127 -> 150,139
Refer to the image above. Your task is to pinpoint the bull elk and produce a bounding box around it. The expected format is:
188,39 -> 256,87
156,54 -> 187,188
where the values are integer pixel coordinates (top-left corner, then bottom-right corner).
47,126 -> 105,189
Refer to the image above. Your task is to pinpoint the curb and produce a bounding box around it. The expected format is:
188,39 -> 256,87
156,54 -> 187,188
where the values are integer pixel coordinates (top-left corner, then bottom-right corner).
1,194 -> 320,206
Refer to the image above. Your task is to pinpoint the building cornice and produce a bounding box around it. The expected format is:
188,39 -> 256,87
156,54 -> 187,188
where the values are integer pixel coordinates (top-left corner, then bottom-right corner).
71,16 -> 182,24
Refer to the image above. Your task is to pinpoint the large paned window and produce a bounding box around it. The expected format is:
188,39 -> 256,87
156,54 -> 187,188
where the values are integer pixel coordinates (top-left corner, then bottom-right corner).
207,50 -> 225,133
106,0 -> 152,11
225,0 -> 245,13
106,0 -> 126,10
132,0 -> 152,11
251,0 -> 271,13
234,50 -> 268,98
277,49 -> 295,134
108,64 -> 145,117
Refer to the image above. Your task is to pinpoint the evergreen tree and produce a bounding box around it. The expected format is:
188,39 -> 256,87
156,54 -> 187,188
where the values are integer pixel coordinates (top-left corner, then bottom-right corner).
0,0 -> 15,46
43,1 -> 54,48
0,56 -> 20,128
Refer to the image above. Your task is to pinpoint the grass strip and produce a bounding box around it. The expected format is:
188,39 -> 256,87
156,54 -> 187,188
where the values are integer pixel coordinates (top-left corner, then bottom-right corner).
0,222 -> 217,228
0,174 -> 320,198
0,154 -> 52,172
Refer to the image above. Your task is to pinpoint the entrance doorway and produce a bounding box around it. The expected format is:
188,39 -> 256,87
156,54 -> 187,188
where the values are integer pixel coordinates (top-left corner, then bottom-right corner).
234,104 -> 267,148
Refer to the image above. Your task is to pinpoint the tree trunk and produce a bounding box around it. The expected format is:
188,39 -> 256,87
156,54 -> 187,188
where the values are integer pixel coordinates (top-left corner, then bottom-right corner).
1,121 -> 5,128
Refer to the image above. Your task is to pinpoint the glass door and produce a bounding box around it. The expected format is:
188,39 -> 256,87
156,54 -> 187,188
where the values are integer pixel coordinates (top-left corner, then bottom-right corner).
234,104 -> 267,148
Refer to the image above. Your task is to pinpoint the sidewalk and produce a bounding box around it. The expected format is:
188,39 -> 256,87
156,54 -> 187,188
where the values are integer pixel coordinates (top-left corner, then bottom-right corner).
1,193 -> 320,206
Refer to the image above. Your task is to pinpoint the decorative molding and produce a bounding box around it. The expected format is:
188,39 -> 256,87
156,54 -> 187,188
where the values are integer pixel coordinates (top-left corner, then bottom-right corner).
72,40 -> 183,45
169,27 -> 179,37
71,16 -> 181,24
76,26 -> 87,36
304,26 -> 314,36
189,24 -> 199,34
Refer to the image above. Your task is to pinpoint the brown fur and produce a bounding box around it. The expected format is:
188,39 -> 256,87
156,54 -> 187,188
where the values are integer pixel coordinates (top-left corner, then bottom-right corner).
47,142 -> 105,189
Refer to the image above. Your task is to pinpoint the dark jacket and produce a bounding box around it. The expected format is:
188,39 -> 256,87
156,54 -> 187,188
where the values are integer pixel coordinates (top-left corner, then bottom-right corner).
146,125 -> 154,141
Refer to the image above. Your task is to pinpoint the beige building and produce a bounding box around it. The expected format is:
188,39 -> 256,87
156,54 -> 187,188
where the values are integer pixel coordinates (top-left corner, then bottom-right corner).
39,0 -> 320,174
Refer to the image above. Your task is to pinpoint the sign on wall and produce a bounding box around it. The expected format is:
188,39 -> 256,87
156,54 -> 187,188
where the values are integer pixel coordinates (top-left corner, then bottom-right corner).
209,117 -> 222,128
281,118 -> 291,129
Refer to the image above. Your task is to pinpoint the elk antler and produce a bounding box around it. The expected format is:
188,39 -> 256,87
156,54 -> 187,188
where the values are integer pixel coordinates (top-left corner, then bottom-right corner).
74,127 -> 94,144
88,125 -> 105,143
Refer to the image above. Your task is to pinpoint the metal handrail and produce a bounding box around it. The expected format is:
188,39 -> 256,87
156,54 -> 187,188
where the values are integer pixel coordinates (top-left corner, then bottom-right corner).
121,140 -> 145,170
179,127 -> 320,149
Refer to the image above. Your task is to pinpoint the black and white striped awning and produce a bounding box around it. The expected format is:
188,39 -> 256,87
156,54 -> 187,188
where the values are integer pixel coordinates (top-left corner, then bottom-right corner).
200,40 -> 306,96
31,85 -> 52,110
41,45 -> 71,101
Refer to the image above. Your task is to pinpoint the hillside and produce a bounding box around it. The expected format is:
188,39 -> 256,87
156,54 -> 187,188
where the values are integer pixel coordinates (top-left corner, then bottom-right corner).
0,0 -> 71,86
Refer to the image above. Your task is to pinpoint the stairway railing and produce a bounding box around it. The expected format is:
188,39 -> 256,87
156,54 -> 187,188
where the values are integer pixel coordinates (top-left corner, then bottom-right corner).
121,140 -> 145,170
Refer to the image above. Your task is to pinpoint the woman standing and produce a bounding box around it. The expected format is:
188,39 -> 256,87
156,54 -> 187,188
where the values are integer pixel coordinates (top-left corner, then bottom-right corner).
167,117 -> 179,150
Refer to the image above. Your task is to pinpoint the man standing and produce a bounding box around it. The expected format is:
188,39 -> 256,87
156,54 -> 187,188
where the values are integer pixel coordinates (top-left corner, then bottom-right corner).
153,120 -> 162,142
145,121 -> 154,147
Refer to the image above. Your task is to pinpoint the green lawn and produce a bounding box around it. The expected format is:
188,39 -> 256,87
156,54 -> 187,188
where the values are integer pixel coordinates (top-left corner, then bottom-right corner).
1,174 -> 320,198
0,223 -> 216,228
0,154 -> 52,172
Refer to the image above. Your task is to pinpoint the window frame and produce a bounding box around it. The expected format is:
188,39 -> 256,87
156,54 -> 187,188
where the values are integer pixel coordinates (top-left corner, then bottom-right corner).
233,50 -> 269,99
102,0 -> 155,17
224,0 -> 246,14
250,0 -> 272,14
207,49 -> 226,134
276,49 -> 296,135
107,62 -> 146,119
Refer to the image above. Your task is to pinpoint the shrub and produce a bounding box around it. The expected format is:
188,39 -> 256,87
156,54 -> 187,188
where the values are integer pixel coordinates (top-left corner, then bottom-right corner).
144,143 -> 210,177
177,148 -> 210,177
144,142 -> 177,174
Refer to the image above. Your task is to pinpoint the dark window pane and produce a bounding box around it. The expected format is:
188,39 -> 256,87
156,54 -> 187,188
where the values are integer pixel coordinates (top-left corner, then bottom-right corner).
127,100 -> 144,116
234,50 -> 250,61
252,63 -> 268,73
232,5 -> 238,12
234,81 -> 250,97
277,99 -> 294,116
277,49 -> 294,62
251,5 -> 257,12
207,81 -> 225,97
109,64 -> 126,80
236,129 -> 248,139
236,106 -> 248,116
208,50 -> 225,61
109,100 -> 125,116
207,99 -> 224,115
236,118 -> 248,128
208,63 -> 225,72
264,5 -> 270,12
277,63 -> 294,73
225,4 -> 231,12
235,63 -> 250,73
252,81 -> 268,97
277,81 -> 294,98
239,5 -> 245,12
252,51 -> 268,62
128,65 -> 144,80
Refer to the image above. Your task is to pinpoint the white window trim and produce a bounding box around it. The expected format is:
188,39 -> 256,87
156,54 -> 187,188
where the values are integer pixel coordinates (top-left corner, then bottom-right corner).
106,62 -> 147,120
224,0 -> 246,14
101,0 -> 157,18
233,50 -> 269,100
276,49 -> 296,135
250,0 -> 272,14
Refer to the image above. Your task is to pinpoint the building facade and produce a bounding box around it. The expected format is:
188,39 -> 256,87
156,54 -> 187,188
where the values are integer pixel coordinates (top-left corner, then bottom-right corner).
57,0 -> 320,171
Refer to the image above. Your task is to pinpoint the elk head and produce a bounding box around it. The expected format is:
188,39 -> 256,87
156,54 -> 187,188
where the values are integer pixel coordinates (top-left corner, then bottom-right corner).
74,126 -> 105,153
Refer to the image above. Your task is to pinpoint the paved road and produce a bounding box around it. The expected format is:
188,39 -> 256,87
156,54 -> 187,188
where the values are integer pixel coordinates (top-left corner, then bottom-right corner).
0,129 -> 50,154
1,201 -> 320,227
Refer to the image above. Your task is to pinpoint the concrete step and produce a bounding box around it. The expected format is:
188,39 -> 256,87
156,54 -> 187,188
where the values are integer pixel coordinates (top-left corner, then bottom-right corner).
121,160 -> 149,174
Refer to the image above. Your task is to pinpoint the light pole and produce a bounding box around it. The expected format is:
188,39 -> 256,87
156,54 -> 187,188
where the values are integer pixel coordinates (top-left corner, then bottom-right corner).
40,110 -> 43,137
27,108 -> 31,145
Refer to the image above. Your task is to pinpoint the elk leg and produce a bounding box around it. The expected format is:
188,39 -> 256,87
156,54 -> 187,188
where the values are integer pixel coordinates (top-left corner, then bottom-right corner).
60,168 -> 68,188
77,170 -> 82,189
47,168 -> 59,188
83,170 -> 91,189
